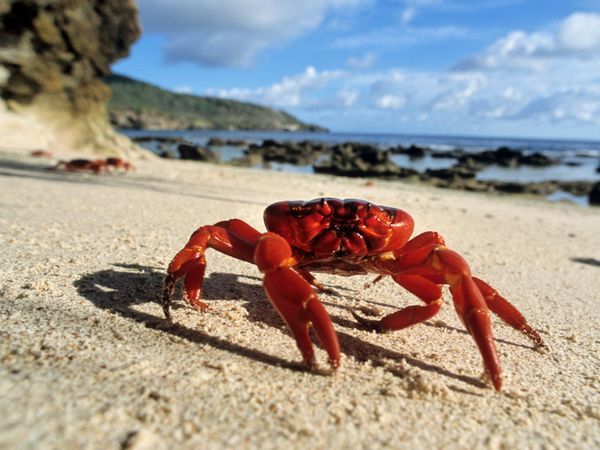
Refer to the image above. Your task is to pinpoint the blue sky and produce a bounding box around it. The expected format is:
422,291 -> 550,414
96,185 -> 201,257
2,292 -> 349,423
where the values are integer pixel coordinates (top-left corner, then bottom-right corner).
113,0 -> 600,140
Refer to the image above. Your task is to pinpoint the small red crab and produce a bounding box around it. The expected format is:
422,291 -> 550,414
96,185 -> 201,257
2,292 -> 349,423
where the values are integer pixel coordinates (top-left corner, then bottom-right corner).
106,157 -> 135,172
55,159 -> 107,175
162,198 -> 544,390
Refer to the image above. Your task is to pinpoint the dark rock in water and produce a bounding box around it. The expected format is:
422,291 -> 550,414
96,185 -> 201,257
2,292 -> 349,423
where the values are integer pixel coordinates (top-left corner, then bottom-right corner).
423,166 -> 477,181
0,0 -> 142,156
225,139 -> 248,147
133,135 -> 190,145
178,143 -> 220,163
207,137 -> 226,146
589,182 -> 600,206
519,152 -> 557,167
564,160 -> 583,167
455,146 -> 558,168
393,145 -> 428,158
453,157 -> 485,173
245,139 -> 325,166
228,152 -> 262,167
159,150 -> 178,159
314,142 -> 418,179
558,181 -> 593,197
458,147 -> 520,167
596,164 -> 600,174
492,182 -> 527,194
430,149 -> 467,159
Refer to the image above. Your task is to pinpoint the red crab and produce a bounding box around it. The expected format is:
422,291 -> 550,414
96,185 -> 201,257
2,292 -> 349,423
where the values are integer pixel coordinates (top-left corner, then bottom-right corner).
55,159 -> 107,175
30,150 -> 53,158
106,157 -> 135,172
162,198 -> 544,390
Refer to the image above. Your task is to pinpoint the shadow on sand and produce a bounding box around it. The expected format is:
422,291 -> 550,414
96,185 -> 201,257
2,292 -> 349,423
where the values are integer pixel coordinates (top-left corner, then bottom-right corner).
570,257 -> 600,268
72,263 -> 528,394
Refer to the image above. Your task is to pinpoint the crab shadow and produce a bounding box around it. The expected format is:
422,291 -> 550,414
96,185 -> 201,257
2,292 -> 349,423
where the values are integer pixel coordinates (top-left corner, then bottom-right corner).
75,263 -> 494,393
570,257 -> 600,268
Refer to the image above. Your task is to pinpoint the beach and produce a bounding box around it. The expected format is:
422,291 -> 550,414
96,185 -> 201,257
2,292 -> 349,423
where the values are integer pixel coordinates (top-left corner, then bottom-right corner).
1,149 -> 599,449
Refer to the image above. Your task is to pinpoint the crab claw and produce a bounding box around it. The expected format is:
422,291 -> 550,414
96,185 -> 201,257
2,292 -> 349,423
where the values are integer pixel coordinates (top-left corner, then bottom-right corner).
256,233 -> 340,370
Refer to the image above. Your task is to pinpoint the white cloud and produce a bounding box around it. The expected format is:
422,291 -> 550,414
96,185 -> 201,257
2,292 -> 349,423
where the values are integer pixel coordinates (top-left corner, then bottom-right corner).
206,56 -> 600,132
138,0 -> 369,67
401,7 -> 417,24
206,66 -> 345,108
455,12 -> 600,71
192,10 -> 600,135
509,87 -> 600,124
338,89 -> 360,106
430,73 -> 487,110
401,0 -> 441,24
375,94 -> 407,109
558,12 -> 600,52
333,24 -> 469,48
346,52 -> 377,69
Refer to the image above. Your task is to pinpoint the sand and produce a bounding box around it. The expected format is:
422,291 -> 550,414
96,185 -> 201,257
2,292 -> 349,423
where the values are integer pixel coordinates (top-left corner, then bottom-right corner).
1,149 -> 599,449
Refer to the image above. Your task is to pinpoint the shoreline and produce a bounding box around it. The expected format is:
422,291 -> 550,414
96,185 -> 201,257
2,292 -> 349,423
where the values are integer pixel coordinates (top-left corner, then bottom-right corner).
126,131 -> 600,207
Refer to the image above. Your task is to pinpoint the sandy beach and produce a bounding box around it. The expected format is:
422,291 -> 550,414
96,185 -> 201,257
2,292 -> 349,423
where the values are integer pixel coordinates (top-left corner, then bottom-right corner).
1,149 -> 599,449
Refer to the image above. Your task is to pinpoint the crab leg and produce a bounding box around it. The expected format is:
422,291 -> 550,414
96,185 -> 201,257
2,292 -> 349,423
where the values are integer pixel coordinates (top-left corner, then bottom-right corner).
162,219 -> 261,320
473,277 -> 544,347
255,233 -> 340,370
375,232 -> 503,390
354,274 -> 444,332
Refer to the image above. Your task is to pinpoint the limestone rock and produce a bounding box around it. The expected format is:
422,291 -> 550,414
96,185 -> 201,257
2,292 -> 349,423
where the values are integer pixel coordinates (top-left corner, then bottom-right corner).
0,0 -> 146,157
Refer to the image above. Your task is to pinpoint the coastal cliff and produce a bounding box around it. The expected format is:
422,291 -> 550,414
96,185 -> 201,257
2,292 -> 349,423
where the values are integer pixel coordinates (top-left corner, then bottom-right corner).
107,74 -> 327,132
0,0 -> 143,156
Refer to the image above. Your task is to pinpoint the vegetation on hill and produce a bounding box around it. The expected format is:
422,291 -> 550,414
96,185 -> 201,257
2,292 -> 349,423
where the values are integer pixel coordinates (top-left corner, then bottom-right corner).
106,74 -> 326,131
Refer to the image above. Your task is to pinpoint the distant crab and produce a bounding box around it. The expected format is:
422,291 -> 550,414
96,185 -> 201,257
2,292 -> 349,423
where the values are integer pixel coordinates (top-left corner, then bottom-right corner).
54,159 -> 107,175
106,157 -> 135,172
30,150 -> 53,158
162,198 -> 544,390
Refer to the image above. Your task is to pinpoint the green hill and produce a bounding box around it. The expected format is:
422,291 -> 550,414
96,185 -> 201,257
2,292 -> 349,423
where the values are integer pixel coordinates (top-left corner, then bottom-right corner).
106,74 -> 326,132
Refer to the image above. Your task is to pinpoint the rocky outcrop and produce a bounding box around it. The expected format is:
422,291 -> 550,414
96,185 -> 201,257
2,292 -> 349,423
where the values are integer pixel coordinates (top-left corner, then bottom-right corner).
314,142 -> 419,178
589,182 -> 600,206
0,0 -> 144,157
456,147 -> 557,167
177,143 -> 220,163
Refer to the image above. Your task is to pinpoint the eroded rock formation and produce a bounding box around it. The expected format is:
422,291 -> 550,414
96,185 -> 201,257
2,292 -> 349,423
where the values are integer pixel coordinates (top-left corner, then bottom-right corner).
0,0 -> 144,156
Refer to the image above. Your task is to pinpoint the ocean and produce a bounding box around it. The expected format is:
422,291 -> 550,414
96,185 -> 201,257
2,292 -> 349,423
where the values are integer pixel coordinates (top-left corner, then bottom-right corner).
124,129 -> 600,205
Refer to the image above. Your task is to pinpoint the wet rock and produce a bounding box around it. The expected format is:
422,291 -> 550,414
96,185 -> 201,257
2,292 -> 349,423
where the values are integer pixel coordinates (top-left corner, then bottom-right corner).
392,145 -> 428,158
456,147 -> 558,168
519,152 -> 557,167
423,166 -> 477,181
159,150 -> 177,159
589,182 -> 600,206
228,152 -> 262,167
489,182 -> 527,194
132,135 -> 189,145
177,143 -> 220,163
457,147 -> 519,167
225,139 -> 248,147
245,139 -> 326,166
207,137 -> 226,146
430,149 -> 467,159
314,142 -> 417,178
558,181 -> 593,197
